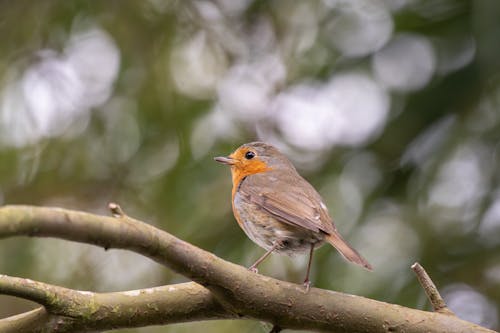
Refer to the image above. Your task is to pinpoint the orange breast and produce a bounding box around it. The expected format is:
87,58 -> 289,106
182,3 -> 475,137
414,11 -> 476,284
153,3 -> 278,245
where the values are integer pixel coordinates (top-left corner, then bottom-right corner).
230,159 -> 271,229
230,160 -> 270,198
230,168 -> 251,230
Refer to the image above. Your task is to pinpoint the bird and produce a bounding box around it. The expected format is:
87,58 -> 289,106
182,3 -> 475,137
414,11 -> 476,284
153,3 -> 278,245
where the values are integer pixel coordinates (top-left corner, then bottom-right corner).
214,142 -> 372,289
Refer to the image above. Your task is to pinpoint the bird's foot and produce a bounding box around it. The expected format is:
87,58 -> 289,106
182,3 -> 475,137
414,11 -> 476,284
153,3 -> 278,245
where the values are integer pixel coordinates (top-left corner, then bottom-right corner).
269,325 -> 282,333
303,279 -> 311,292
248,266 -> 259,273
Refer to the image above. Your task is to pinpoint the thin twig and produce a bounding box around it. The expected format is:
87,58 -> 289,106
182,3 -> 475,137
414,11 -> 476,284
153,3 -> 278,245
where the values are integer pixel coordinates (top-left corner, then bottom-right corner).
411,262 -> 455,315
108,202 -> 125,218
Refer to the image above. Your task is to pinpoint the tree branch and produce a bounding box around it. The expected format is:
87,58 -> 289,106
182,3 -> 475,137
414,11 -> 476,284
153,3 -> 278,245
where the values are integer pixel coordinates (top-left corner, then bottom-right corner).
0,274 -> 84,315
0,205 -> 494,332
0,275 -> 229,333
411,262 -> 455,315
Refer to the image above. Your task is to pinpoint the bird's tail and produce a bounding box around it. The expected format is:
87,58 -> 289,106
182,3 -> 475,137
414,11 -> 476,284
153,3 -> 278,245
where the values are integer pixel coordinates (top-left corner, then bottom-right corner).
325,231 -> 373,271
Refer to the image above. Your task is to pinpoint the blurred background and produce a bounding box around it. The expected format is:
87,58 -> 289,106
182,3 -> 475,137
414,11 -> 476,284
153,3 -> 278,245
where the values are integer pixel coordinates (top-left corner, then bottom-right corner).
0,1 -> 499,332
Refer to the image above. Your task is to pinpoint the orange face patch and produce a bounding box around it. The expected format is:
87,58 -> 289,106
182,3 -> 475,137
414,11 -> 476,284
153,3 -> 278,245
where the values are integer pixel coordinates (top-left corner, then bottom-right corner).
229,147 -> 271,196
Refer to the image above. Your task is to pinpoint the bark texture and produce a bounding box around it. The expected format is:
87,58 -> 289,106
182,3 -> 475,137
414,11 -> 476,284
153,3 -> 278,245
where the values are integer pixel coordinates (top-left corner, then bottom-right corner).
0,205 -> 495,333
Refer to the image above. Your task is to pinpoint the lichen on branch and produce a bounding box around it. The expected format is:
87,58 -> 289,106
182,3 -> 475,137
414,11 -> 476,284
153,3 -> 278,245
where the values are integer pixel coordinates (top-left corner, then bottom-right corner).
0,205 -> 494,333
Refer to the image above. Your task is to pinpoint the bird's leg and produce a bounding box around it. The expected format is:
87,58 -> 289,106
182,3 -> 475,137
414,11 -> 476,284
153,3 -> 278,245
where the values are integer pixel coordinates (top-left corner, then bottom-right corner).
303,243 -> 315,291
248,242 -> 279,273
269,324 -> 282,333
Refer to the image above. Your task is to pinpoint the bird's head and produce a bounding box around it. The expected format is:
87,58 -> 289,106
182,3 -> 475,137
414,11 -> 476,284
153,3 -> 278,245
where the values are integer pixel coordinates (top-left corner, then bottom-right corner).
214,142 -> 295,184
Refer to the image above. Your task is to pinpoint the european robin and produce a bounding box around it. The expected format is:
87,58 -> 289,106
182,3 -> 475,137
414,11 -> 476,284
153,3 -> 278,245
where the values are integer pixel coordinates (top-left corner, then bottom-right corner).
215,142 -> 372,289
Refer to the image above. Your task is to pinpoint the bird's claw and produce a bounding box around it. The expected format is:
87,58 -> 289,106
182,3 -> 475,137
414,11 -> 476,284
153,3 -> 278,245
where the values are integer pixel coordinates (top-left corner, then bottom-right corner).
303,280 -> 311,292
248,266 -> 259,273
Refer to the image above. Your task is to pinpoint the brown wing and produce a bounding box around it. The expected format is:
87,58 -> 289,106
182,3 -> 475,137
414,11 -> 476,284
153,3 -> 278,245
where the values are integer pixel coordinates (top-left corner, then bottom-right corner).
238,171 -> 335,234
240,170 -> 373,270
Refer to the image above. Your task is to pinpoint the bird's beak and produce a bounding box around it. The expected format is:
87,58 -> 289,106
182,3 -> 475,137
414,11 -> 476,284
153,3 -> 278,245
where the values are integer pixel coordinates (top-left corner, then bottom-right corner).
214,156 -> 236,165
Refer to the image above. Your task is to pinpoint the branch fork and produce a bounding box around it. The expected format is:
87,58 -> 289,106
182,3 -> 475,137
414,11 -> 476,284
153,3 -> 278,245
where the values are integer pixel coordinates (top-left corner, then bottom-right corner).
0,205 -> 492,333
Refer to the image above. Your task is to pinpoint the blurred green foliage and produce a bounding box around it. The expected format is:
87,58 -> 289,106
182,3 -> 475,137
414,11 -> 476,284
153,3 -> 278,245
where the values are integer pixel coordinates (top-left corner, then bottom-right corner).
0,1 -> 499,332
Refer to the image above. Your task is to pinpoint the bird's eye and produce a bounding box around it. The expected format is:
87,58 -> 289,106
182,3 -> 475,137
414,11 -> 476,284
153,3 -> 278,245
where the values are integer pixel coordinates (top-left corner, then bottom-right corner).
245,151 -> 255,160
